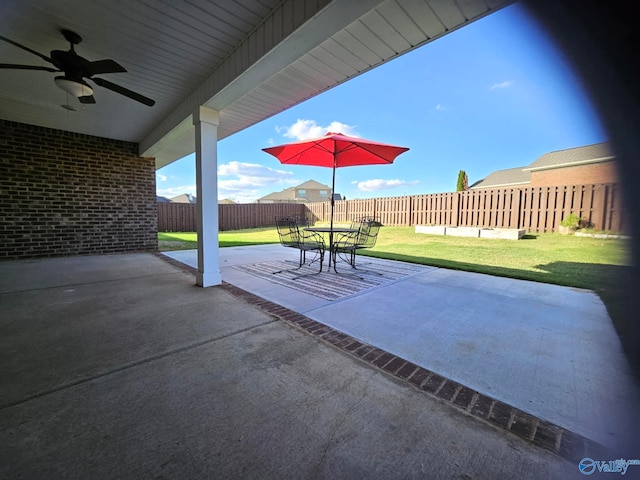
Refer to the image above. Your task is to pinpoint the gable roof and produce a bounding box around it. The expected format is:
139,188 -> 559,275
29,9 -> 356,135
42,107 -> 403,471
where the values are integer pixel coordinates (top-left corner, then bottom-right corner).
170,193 -> 197,204
258,188 -> 296,201
523,142 -> 614,172
294,180 -> 332,190
256,179 -> 332,202
470,167 -> 531,189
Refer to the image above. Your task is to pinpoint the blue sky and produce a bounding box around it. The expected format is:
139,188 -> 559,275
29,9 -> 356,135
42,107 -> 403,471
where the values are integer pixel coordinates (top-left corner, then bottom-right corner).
156,3 -> 607,203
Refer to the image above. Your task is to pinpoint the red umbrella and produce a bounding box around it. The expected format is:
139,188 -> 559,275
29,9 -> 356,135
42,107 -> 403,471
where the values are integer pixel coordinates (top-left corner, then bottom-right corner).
262,132 -> 409,230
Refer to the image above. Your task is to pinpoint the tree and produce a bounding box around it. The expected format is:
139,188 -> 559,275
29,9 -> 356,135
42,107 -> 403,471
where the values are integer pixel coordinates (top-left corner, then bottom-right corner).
456,170 -> 469,191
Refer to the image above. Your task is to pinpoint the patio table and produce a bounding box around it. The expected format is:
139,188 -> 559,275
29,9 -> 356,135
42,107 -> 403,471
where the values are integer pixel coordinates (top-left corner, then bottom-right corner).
304,226 -> 358,272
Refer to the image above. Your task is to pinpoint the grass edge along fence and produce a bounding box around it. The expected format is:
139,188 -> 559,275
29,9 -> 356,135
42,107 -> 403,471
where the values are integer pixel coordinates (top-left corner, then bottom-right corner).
157,182 -> 625,234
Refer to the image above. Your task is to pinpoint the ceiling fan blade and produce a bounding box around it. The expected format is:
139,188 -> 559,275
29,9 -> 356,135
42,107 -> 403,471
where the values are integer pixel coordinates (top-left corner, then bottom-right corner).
91,77 -> 155,106
86,59 -> 127,76
78,95 -> 96,104
0,63 -> 59,72
0,35 -> 53,64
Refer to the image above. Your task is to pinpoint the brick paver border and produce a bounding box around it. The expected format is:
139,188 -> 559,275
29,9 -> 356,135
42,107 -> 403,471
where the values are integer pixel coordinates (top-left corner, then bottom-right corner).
157,253 -> 606,462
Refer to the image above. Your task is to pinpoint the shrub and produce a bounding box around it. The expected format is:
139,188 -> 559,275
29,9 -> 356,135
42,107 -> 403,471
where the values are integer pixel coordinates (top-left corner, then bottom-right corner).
560,212 -> 582,228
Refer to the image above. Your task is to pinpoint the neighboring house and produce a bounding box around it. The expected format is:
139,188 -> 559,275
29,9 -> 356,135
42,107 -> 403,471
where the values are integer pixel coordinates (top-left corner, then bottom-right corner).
157,196 -> 171,203
170,193 -> 197,203
256,180 -> 332,203
471,142 -> 618,189
219,198 -> 236,204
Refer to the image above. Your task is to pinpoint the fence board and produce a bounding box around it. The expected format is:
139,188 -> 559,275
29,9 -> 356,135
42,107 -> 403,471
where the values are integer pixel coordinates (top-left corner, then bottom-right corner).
157,182 -> 626,233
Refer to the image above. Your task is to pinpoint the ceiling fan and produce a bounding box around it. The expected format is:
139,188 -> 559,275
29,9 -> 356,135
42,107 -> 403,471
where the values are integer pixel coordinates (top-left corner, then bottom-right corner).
0,29 -> 155,106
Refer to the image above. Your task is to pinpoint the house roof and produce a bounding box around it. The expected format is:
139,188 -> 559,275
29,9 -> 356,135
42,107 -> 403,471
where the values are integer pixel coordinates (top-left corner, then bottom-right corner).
256,179 -> 332,202
294,180 -> 331,190
170,193 -> 196,203
523,142 -> 614,172
470,167 -> 531,189
258,188 -> 297,202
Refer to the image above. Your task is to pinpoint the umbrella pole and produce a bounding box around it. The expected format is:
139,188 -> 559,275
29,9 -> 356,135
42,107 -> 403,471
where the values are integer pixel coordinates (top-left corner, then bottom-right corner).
329,162 -> 337,271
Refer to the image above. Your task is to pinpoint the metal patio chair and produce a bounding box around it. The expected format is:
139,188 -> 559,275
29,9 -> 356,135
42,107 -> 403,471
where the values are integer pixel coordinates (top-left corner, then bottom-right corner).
332,218 -> 382,271
274,216 -> 325,273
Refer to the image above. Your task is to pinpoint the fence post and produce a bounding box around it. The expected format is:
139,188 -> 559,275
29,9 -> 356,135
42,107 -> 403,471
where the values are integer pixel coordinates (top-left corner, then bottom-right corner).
511,189 -> 521,229
451,192 -> 460,226
408,195 -> 414,226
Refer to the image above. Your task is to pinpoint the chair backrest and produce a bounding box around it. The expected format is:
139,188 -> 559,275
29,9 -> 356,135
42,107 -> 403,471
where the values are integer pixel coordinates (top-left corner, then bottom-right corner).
355,219 -> 381,248
275,217 -> 300,247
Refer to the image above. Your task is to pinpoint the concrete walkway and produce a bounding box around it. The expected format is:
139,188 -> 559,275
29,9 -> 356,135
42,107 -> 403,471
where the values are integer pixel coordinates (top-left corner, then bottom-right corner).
0,252 -> 584,479
167,245 -> 640,454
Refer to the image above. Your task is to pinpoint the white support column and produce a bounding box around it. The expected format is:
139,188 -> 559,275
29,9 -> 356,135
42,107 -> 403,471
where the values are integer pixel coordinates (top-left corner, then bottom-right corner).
193,106 -> 222,287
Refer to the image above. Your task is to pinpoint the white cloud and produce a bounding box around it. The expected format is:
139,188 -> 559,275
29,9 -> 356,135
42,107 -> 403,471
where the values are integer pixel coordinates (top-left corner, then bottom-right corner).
156,185 -> 197,198
276,119 -> 359,141
156,173 -> 167,182
356,179 -> 420,192
435,104 -> 445,111
490,80 -> 513,90
217,161 -> 295,202
218,161 -> 291,182
158,162 -> 297,203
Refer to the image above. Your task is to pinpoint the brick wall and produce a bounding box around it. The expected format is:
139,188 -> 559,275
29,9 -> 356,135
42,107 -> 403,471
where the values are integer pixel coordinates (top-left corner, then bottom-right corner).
530,161 -> 618,187
0,120 -> 158,258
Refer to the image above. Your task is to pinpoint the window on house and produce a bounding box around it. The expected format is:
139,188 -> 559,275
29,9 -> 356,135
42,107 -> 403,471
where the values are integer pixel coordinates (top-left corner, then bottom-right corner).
296,189 -> 306,198
319,190 -> 328,198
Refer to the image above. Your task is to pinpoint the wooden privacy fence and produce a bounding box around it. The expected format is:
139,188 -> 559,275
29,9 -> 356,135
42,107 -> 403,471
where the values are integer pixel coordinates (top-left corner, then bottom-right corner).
157,202 -> 306,232
305,183 -> 626,233
157,183 -> 626,233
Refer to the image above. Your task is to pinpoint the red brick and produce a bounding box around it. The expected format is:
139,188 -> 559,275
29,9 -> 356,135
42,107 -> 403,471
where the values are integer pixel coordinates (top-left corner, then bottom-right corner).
435,380 -> 458,400
383,357 -> 406,374
396,362 -> 418,380
372,352 -> 394,368
489,401 -> 513,429
408,368 -> 431,388
421,374 -> 445,394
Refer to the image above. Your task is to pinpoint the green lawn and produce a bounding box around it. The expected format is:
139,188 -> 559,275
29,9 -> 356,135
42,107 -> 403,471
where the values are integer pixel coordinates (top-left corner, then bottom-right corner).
159,228 -> 279,250
158,227 -> 633,339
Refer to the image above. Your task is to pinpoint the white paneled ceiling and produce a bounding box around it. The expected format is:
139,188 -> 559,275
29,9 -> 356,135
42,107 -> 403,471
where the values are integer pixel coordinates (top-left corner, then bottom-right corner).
0,0 -> 513,168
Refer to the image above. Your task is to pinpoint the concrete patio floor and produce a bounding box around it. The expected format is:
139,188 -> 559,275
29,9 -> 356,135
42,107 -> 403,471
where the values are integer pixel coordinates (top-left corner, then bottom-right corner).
1,248 -> 638,478
167,245 -> 640,454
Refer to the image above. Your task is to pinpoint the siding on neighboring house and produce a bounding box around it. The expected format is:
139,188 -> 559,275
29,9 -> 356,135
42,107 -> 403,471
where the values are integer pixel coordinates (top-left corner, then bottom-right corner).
529,162 -> 619,186
0,119 -> 158,258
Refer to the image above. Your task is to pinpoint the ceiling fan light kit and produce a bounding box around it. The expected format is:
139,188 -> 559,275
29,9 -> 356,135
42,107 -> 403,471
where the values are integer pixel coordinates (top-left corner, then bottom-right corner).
0,29 -> 155,106
54,76 -> 93,97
